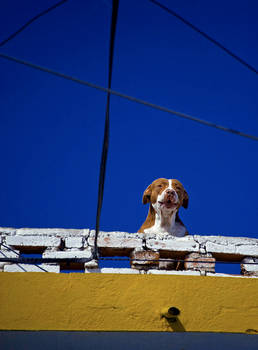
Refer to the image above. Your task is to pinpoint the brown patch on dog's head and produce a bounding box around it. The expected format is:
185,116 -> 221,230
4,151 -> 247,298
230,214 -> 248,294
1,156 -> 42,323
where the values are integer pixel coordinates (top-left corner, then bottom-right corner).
142,178 -> 169,204
172,179 -> 189,209
142,178 -> 189,209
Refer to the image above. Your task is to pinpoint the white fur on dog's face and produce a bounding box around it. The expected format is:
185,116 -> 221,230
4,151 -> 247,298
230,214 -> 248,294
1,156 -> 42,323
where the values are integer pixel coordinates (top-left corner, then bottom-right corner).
152,179 -> 179,217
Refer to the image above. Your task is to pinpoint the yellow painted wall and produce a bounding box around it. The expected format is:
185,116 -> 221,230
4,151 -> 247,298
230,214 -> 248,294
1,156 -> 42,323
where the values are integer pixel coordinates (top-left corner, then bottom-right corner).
0,273 -> 257,333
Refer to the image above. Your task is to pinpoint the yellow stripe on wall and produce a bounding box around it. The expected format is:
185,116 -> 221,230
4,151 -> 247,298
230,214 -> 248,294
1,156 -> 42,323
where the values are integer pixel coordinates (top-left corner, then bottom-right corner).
0,273 -> 257,333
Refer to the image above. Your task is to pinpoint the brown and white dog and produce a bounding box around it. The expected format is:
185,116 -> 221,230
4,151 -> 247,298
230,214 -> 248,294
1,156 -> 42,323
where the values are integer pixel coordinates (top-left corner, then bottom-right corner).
138,178 -> 189,236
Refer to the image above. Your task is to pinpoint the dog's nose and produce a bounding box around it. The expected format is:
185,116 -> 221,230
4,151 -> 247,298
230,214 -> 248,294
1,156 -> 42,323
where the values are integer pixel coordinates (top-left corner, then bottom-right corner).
166,189 -> 176,196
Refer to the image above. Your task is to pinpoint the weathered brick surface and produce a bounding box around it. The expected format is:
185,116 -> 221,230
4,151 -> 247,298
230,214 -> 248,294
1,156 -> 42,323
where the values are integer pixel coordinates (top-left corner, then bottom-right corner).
194,235 -> 258,257
84,259 -> 99,269
65,237 -> 84,249
15,228 -> 89,237
88,231 -> 143,250
0,249 -> 19,258
85,268 -> 101,273
0,249 -> 19,271
0,227 -> 16,236
43,248 -> 92,259
158,259 -> 178,271
4,263 -> 60,273
206,272 -> 257,278
101,268 -> 141,274
6,235 -> 61,248
147,270 -> 201,276
146,235 -> 199,253
131,249 -> 160,270
184,252 -> 215,273
241,257 -> 258,277
0,227 -> 258,276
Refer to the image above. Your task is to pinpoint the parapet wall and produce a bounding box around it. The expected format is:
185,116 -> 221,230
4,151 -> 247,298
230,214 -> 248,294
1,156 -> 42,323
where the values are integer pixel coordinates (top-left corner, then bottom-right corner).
0,227 -> 258,277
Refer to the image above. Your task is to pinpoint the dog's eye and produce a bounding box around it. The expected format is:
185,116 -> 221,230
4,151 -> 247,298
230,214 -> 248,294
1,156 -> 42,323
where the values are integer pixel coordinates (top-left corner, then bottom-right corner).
157,185 -> 163,188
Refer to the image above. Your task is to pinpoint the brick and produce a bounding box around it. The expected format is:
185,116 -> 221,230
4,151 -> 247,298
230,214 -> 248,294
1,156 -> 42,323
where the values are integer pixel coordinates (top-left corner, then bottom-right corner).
0,249 -> 19,258
6,235 -> 61,247
0,263 -> 6,270
146,235 -> 199,253
158,259 -> 178,271
15,228 -> 89,238
184,252 -> 215,273
88,231 -> 143,250
84,259 -> 99,269
0,227 -> 16,235
100,268 -> 141,274
241,257 -> 258,277
65,237 -> 83,249
206,272 -> 256,278
84,268 -> 141,274
147,269 -> 201,276
85,268 -> 101,273
194,235 -> 258,257
43,248 -> 92,259
4,264 -> 60,273
131,249 -> 159,270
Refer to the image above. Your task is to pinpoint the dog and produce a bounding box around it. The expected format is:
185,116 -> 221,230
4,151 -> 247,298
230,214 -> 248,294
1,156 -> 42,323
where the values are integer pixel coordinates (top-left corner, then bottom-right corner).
138,178 -> 189,236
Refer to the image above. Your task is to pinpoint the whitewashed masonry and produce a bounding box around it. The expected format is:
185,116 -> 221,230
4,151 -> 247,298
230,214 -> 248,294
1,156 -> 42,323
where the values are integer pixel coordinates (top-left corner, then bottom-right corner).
0,228 -> 257,277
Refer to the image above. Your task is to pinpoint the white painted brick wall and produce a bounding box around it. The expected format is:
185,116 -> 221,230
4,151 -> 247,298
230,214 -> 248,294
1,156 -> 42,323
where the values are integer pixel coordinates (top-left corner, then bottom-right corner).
206,272 -> 257,278
241,257 -> 258,276
84,268 -> 141,274
147,270 -> 201,276
4,263 -> 60,273
65,237 -> 84,248
1,227 -> 258,276
100,268 -> 141,274
84,259 -> 98,269
0,249 -> 19,258
0,227 -> 16,235
146,235 -> 199,252
43,248 -> 92,259
15,228 -> 90,237
194,235 -> 258,257
88,231 -> 143,249
6,235 -> 61,247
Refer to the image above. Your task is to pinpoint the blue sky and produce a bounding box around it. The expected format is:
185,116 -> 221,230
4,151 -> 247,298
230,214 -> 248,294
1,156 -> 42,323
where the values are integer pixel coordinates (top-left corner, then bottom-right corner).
0,0 -> 258,273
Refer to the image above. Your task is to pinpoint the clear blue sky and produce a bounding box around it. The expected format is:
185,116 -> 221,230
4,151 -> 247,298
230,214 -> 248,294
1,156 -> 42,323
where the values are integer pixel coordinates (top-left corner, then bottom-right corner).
0,1 -> 257,273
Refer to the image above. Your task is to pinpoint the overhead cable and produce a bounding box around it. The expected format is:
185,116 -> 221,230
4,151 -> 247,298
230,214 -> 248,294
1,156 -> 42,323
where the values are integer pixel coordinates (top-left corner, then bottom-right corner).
1,243 -> 49,272
94,0 -> 119,259
149,0 -> 258,75
0,256 -> 258,265
0,0 -> 68,47
0,52 -> 257,141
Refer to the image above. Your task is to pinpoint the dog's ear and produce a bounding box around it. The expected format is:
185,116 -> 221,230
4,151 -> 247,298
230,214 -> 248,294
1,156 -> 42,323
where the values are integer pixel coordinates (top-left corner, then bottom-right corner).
142,184 -> 152,204
183,189 -> 189,209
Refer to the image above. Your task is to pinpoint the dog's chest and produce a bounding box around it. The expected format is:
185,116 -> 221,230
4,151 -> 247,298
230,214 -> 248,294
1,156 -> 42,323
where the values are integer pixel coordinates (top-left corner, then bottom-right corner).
143,221 -> 186,237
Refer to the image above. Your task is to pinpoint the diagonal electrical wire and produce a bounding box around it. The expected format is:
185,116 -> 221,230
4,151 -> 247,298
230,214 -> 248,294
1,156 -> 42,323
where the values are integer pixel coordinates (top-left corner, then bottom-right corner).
93,0 -> 119,260
1,243 -> 48,272
0,0 -> 68,47
1,243 -> 19,256
0,52 -> 257,141
149,0 -> 258,76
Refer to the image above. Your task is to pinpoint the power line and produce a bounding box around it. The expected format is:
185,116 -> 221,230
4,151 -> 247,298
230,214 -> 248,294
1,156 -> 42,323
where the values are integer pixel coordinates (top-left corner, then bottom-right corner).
0,256 -> 257,265
1,243 -> 49,272
149,0 -> 258,76
0,52 -> 257,141
94,0 -> 119,260
0,0 -> 68,47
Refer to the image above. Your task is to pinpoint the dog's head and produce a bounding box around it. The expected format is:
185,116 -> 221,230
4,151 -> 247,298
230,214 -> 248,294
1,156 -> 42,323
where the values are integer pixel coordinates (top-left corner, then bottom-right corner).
142,178 -> 188,214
